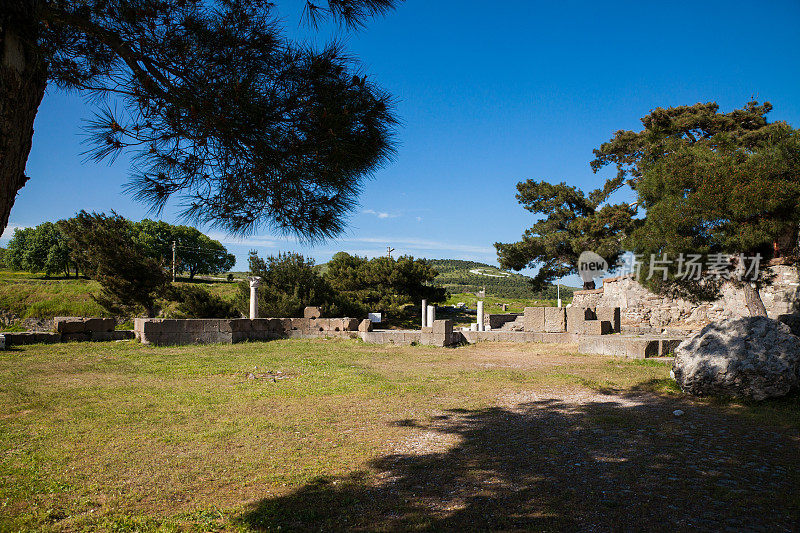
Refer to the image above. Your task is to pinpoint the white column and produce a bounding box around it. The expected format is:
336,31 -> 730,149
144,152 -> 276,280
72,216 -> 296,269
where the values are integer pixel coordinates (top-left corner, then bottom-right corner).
477,300 -> 484,332
427,305 -> 436,327
421,299 -> 428,328
249,277 -> 261,319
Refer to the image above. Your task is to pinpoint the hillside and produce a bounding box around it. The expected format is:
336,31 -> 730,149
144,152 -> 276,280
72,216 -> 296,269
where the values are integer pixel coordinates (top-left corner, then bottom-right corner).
426,259 -> 577,299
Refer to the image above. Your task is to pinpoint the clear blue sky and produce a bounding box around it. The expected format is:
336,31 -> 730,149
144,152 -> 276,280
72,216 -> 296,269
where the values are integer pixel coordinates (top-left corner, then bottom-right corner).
4,0 -> 800,282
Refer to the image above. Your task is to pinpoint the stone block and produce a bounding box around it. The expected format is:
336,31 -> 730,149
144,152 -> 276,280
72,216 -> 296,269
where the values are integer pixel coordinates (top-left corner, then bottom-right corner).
432,319 -> 453,336
419,332 -> 438,346
304,306 -> 322,319
358,319 -> 373,332
342,318 -> 359,331
625,338 -> 660,359
288,318 -> 304,332
583,320 -> 612,336
315,318 -> 332,332
202,320 -> 222,332
54,317 -> 87,334
160,319 -> 186,333
62,332 -> 91,342
566,307 -> 595,334
89,331 -> 116,341
544,307 -> 566,333
140,319 -> 165,334
250,318 -> 271,331
84,318 -> 115,332
523,307 -> 545,332
596,307 -> 621,333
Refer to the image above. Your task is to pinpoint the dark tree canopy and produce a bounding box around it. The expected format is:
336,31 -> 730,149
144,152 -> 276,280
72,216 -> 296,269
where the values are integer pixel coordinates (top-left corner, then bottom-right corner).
1,0 -> 399,238
324,251 -> 446,314
498,101 -> 800,315
59,211 -> 170,317
495,181 -> 636,290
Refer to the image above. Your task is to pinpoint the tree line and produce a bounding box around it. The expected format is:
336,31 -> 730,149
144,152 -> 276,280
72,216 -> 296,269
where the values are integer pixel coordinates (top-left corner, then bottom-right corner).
4,214 -> 234,279
238,251 -> 446,320
4,212 -> 446,321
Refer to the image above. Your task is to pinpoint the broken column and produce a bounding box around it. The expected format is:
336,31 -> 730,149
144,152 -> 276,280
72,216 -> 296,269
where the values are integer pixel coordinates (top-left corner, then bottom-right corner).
427,305 -> 436,327
421,299 -> 428,328
248,277 -> 261,319
477,300 -> 484,331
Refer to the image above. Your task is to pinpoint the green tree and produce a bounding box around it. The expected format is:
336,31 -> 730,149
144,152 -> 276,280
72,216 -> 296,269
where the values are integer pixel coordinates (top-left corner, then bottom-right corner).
238,251 -> 357,318
134,220 -> 235,280
495,181 -> 636,290
4,221 -> 73,277
613,102 -> 800,316
1,1 -> 399,238
499,101 -> 800,316
59,211 -> 169,317
324,252 -> 445,315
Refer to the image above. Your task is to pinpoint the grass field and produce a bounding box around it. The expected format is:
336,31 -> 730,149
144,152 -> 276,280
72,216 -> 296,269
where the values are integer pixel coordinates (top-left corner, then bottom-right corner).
1,339 -> 798,531
0,270 -> 240,324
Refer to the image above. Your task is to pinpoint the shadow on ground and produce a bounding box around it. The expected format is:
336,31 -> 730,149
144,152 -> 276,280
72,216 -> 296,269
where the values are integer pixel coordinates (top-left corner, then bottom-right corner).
239,392 -> 800,531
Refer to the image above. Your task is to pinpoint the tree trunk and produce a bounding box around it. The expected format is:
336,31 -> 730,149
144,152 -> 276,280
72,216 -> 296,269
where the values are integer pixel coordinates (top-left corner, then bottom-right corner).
742,283 -> 768,317
0,3 -> 47,237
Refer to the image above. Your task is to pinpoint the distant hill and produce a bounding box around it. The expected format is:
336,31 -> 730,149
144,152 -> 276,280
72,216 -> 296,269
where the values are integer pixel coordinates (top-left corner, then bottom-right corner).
426,259 -> 577,299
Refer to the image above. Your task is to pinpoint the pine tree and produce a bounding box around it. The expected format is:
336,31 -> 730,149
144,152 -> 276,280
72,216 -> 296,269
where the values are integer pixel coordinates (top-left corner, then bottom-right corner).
499,101 -> 800,315
1,1 -> 399,238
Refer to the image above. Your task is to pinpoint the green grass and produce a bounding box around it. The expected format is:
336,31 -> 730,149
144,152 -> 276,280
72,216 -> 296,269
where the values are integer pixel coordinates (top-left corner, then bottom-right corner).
1,339 -> 798,531
0,270 -> 240,322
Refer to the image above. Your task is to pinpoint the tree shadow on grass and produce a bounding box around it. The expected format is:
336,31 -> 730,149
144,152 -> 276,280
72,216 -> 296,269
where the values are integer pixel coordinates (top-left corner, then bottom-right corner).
239,392 -> 800,531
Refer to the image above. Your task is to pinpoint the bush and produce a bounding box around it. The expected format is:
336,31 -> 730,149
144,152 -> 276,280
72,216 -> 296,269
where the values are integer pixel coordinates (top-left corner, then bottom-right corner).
166,285 -> 239,318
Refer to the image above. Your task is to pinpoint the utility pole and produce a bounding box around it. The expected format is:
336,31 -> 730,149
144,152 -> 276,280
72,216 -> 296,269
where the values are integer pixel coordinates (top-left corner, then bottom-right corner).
387,245 -> 394,259
172,241 -> 177,282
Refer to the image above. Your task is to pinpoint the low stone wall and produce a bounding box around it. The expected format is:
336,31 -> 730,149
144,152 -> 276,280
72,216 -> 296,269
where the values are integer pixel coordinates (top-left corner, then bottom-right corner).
572,266 -> 800,333
460,331 -> 576,344
1,330 -> 134,347
578,335 -> 682,359
135,317 -> 360,345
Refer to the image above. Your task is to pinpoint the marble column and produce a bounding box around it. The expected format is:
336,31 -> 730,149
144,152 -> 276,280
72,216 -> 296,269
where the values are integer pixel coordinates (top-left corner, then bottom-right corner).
421,299 -> 428,328
249,276 -> 262,319
477,300 -> 484,332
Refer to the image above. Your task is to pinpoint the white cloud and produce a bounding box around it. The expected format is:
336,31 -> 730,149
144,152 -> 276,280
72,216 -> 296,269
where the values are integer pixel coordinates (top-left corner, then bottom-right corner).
363,209 -> 399,219
416,216 -> 423,222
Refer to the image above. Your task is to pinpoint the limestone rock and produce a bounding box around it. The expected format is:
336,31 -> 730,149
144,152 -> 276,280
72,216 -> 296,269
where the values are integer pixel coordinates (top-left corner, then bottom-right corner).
672,317 -> 800,400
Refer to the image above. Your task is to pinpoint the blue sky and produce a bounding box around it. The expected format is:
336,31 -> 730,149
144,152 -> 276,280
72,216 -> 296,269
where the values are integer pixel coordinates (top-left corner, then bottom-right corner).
4,0 -> 800,283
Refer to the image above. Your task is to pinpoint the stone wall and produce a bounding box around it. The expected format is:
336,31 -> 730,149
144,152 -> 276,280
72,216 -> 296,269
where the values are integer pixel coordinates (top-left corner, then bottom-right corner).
135,317 -> 360,345
571,266 -> 800,333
